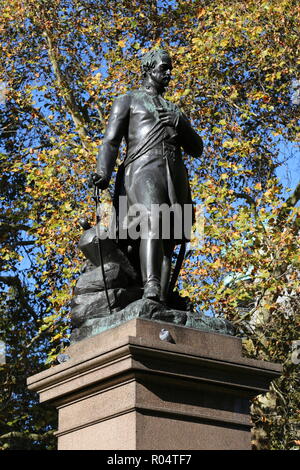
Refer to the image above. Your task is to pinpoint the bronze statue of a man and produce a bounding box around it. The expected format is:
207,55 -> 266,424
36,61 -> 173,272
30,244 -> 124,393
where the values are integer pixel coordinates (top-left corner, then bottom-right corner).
93,49 -> 203,304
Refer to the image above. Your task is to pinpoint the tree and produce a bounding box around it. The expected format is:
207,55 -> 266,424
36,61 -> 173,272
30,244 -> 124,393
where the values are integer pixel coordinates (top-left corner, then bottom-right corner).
0,0 -> 299,449
0,150 -> 57,449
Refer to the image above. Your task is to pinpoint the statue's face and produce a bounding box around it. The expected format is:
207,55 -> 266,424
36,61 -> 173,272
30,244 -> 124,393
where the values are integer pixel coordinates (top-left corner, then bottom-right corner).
149,56 -> 172,89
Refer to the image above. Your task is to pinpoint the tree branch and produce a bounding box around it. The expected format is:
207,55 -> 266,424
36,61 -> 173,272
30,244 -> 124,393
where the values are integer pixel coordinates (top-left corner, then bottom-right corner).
0,275 -> 38,323
0,222 -> 31,233
285,180 -> 300,208
42,30 -> 90,145
22,102 -> 62,136
277,180 -> 300,227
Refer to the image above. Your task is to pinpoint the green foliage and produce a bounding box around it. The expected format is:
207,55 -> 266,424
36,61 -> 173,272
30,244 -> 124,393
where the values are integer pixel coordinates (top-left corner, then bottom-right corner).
0,0 -> 299,449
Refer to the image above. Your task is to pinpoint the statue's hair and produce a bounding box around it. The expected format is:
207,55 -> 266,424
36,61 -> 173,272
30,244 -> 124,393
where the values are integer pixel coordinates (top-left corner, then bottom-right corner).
141,49 -> 171,77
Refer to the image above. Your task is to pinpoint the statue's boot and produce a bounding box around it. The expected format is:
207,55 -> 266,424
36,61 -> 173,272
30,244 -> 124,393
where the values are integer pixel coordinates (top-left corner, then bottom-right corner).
140,238 -> 163,302
160,254 -> 171,304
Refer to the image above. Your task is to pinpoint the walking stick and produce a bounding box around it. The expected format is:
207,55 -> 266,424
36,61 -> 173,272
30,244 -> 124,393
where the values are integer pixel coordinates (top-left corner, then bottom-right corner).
92,184 -> 113,316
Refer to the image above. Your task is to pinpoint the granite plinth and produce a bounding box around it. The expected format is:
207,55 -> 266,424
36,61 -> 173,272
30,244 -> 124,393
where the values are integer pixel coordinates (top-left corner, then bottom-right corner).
27,318 -> 282,450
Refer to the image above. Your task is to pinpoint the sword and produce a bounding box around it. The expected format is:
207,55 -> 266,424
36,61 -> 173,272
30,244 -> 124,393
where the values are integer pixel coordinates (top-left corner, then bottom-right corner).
168,242 -> 186,297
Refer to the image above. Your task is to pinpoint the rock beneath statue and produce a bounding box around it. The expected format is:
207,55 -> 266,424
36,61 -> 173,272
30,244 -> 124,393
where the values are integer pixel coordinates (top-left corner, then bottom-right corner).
74,262 -> 132,295
70,298 -> 236,343
120,298 -> 188,324
70,231 -> 143,330
78,226 -> 137,280
70,298 -> 186,343
185,312 -> 236,336
71,287 -> 143,328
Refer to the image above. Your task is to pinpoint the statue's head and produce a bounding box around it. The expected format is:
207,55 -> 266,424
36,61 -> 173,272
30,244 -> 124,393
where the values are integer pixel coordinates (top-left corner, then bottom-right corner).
141,49 -> 172,89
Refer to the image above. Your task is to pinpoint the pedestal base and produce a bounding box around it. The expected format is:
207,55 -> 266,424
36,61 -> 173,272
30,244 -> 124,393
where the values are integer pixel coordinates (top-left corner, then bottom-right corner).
27,319 -> 281,450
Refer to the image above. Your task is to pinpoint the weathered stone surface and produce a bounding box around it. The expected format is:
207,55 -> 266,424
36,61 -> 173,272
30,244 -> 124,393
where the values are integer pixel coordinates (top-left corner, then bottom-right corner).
74,262 -> 131,295
71,287 -> 143,328
70,298 -> 236,343
121,298 -> 188,324
78,227 -> 137,281
186,313 -> 236,336
70,299 -> 186,343
70,229 -> 143,332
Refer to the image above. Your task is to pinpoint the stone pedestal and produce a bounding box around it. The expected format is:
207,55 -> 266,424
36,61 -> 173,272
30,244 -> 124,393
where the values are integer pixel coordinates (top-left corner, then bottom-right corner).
27,318 -> 281,450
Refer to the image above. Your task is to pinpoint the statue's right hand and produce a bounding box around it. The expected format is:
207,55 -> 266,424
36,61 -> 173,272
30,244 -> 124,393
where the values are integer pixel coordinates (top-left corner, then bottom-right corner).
88,172 -> 110,190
